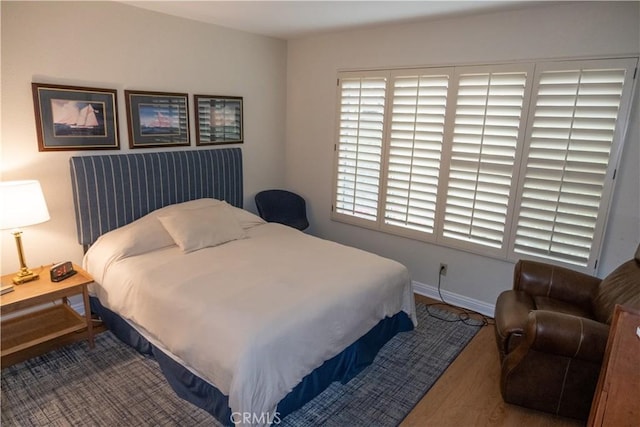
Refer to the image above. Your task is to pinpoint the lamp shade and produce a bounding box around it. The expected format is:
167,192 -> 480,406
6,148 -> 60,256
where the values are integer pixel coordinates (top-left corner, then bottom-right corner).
0,180 -> 50,230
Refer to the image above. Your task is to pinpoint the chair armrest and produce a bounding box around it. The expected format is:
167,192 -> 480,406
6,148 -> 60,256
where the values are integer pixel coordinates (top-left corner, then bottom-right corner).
494,290 -> 535,358
526,310 -> 609,363
514,260 -> 600,310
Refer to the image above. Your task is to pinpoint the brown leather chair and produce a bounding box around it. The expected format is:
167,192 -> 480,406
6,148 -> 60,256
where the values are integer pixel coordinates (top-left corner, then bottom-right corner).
494,245 -> 640,420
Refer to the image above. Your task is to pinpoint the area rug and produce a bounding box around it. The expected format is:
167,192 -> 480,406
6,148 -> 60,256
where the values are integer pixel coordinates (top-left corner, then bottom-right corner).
1,304 -> 480,426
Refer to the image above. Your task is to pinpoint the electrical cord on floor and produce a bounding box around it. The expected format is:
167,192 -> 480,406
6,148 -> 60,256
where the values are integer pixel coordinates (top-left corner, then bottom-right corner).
424,266 -> 495,327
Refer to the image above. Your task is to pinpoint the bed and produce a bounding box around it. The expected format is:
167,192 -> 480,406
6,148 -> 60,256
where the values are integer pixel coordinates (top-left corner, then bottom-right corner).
70,148 -> 416,426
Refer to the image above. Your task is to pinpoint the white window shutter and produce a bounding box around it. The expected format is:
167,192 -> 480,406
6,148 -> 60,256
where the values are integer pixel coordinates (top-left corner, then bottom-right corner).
440,67 -> 531,253
331,58 -> 636,270
333,73 -> 387,222
383,70 -> 451,237
511,58 -> 637,269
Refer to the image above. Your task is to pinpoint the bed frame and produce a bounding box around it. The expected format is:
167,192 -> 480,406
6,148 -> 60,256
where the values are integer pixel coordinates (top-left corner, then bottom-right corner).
69,147 -> 413,425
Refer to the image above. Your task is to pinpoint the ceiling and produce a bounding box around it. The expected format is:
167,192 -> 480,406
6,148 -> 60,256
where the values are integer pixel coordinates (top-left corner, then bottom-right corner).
121,1 -> 537,40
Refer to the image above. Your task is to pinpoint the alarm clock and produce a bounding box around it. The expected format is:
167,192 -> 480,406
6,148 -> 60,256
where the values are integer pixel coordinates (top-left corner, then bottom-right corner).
50,261 -> 77,282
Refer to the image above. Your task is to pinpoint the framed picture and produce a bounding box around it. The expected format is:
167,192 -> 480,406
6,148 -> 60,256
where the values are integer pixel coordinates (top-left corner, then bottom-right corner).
125,90 -> 190,148
32,83 -> 119,151
194,95 -> 243,145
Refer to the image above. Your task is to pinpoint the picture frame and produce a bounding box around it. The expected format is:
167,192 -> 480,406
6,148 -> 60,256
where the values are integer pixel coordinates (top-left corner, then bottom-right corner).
125,90 -> 190,148
194,95 -> 243,145
31,83 -> 119,151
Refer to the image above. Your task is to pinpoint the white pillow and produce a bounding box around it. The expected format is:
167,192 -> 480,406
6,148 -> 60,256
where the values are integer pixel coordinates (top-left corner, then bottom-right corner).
150,198 -> 264,230
90,213 -> 175,259
225,203 -> 266,229
95,198 -> 224,255
169,198 -> 265,229
158,204 -> 247,253
83,212 -> 176,285
88,198 -> 260,260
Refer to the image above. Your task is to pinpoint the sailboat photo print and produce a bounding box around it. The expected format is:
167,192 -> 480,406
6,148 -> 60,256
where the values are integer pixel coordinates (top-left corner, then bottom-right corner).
125,90 -> 189,148
51,100 -> 106,137
32,83 -> 119,151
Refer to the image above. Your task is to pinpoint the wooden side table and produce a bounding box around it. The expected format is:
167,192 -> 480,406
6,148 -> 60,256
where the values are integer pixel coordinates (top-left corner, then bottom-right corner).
1,263 -> 95,368
587,304 -> 640,426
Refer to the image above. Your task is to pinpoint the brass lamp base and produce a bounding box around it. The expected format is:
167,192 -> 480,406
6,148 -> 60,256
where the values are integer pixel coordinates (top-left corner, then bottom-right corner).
12,269 -> 39,285
11,230 -> 40,285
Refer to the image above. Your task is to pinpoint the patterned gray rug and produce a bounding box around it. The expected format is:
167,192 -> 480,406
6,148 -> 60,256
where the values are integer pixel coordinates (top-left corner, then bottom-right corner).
1,304 -> 480,426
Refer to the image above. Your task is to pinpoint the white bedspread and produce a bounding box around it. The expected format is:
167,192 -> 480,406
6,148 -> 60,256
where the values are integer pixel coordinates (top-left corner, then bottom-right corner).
85,219 -> 416,426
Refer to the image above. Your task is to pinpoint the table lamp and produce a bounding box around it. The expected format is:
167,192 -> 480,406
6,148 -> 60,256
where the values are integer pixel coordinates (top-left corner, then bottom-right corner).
0,180 -> 50,284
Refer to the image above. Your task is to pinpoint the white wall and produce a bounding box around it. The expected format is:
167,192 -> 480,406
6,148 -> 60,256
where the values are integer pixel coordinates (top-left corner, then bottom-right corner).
285,2 -> 640,310
0,1 -> 287,275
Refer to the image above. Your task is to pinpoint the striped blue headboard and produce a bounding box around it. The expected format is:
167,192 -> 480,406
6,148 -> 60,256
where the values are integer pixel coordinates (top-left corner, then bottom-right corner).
70,148 -> 243,246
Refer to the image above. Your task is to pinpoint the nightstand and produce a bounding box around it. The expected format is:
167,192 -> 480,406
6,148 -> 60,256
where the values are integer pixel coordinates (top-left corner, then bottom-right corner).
1,263 -> 95,368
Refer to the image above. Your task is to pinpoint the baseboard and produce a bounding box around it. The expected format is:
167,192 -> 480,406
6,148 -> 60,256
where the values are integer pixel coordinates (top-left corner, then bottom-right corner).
412,280 -> 495,318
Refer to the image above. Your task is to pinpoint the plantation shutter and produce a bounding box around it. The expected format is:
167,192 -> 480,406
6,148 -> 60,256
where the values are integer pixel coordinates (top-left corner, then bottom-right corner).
440,67 -> 531,252
512,58 -> 637,268
331,58 -> 636,271
333,73 -> 387,222
383,71 -> 450,236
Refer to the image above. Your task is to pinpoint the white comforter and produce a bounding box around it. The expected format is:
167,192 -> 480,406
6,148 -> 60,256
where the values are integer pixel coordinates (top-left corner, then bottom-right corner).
84,207 -> 416,426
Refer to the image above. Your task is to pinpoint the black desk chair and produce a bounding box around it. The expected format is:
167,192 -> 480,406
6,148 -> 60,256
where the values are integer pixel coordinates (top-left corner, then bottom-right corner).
255,189 -> 309,231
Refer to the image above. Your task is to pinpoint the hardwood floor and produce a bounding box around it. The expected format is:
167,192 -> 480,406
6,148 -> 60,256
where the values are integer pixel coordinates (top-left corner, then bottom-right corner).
401,295 -> 585,427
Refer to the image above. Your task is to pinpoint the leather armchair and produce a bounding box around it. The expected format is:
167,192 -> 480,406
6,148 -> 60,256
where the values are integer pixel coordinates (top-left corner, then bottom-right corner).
494,245 -> 640,420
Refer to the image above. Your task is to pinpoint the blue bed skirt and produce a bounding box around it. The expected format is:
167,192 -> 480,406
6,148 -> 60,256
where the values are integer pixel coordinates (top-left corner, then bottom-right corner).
90,297 -> 414,425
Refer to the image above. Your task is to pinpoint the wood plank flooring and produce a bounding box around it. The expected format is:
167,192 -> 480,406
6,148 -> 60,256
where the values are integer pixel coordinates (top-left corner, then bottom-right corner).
401,295 -> 584,427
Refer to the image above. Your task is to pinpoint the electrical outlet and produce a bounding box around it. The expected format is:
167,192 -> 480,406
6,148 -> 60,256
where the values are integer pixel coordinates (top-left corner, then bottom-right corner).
439,263 -> 448,276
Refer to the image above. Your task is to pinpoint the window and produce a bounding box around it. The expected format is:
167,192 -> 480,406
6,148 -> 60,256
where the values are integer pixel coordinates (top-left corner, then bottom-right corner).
510,59 -> 637,268
439,66 -> 532,258
334,72 -> 387,222
332,58 -> 637,272
383,69 -> 449,236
